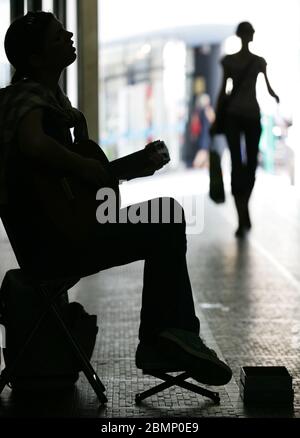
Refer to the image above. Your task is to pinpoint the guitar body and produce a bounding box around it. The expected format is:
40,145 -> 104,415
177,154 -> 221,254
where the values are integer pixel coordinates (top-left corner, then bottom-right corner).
31,138 -> 167,246
33,139 -> 119,246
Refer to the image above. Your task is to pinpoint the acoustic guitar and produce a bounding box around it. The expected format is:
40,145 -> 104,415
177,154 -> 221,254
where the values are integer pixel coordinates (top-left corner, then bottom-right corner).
33,139 -> 169,246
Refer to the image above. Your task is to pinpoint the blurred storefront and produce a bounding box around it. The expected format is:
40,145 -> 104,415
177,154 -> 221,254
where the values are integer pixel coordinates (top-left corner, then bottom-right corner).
1,0 -> 299,186
99,0 -> 300,188
100,39 -> 186,168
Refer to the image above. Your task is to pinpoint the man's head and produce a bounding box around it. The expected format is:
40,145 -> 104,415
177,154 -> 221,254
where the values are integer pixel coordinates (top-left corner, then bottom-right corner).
5,11 -> 76,83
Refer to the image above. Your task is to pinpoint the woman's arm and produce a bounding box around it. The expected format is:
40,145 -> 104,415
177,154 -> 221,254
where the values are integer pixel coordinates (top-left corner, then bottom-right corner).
17,108 -> 111,186
262,63 -> 280,103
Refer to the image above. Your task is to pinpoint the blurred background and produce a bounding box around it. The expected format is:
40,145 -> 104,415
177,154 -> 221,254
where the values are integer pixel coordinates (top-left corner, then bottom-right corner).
99,0 -> 300,188
0,0 -> 300,189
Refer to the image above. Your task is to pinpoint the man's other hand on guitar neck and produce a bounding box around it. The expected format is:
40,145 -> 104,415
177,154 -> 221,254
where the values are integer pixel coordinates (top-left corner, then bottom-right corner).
144,140 -> 170,173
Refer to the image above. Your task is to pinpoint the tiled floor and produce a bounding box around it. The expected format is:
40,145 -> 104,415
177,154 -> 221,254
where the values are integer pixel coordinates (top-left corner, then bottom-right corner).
0,169 -> 300,418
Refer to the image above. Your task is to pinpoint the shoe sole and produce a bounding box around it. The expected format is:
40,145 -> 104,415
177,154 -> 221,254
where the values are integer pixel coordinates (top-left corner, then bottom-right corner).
159,332 -> 232,386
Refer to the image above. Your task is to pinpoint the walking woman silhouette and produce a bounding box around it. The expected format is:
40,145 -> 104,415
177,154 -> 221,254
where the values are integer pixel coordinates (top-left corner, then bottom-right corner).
213,21 -> 279,237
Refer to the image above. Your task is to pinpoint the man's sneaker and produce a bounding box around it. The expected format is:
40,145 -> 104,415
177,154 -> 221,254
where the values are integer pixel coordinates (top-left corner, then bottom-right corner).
159,328 -> 232,386
136,328 -> 232,386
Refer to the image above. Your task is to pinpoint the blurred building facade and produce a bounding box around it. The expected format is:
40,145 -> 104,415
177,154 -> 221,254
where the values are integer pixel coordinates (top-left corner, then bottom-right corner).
1,0 -> 300,185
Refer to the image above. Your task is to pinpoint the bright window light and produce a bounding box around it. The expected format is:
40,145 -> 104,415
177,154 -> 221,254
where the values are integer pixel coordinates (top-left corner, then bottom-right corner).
66,0 -> 78,108
42,0 -> 53,12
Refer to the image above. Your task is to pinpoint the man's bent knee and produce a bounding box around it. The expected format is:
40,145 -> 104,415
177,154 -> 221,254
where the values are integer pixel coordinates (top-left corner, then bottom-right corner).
156,197 -> 186,226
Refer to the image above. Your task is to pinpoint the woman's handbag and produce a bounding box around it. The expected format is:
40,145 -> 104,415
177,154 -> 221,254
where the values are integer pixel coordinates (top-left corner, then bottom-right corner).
211,96 -> 230,135
209,141 -> 225,204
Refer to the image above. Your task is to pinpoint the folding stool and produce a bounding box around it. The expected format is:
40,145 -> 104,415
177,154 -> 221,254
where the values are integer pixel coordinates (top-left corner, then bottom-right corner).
0,207 -> 107,404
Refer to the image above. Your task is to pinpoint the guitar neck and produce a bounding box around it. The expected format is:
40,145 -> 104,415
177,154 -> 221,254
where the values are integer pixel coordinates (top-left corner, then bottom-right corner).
108,149 -> 150,180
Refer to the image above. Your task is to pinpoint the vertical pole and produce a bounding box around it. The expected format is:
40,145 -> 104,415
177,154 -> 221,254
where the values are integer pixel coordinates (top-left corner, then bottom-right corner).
27,0 -> 42,11
77,0 -> 99,142
53,0 -> 66,26
10,1 -> 25,80
10,0 -> 25,20
53,0 -> 67,91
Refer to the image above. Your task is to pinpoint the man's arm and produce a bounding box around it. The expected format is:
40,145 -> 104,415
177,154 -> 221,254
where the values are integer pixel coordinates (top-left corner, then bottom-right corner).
109,140 -> 170,181
17,108 -> 111,186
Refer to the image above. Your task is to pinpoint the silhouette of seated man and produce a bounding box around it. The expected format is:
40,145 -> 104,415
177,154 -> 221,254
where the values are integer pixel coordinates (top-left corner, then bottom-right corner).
0,12 -> 232,386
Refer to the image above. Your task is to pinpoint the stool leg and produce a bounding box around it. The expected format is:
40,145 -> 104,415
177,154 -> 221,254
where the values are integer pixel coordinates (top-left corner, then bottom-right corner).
0,300 -> 55,394
49,300 -> 107,404
135,371 -> 220,405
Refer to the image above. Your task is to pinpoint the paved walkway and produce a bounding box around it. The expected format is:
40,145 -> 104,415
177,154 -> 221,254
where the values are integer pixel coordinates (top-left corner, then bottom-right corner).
0,169 -> 299,418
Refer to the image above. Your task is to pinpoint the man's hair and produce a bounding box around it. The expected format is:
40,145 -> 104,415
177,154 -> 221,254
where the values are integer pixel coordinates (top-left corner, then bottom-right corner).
4,11 -> 55,84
